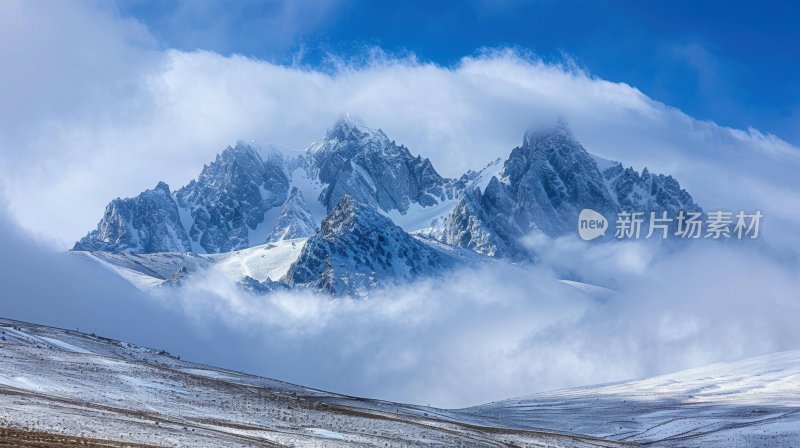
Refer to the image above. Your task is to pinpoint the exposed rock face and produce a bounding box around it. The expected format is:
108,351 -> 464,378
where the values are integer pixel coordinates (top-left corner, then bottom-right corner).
76,142 -> 291,254
438,119 -> 699,258
238,276 -> 290,294
501,118 -> 619,235
175,142 -> 290,253
266,187 -> 317,243
307,116 -> 455,214
443,177 -> 519,258
602,164 -> 699,216
73,182 -> 191,253
285,196 -> 455,295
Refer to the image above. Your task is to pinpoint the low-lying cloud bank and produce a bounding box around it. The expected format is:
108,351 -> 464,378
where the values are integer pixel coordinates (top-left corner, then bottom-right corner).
1,194 -> 798,409
153,236 -> 800,408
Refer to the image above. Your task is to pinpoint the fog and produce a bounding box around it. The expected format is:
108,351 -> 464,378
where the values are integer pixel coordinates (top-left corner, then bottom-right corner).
3,200 -> 797,408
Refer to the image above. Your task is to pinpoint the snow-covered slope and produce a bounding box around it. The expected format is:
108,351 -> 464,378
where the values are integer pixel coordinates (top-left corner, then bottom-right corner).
212,238 -> 307,283
465,351 -> 800,447
286,196 -> 460,295
73,250 -> 211,289
0,317 -> 626,448
394,158 -> 505,236
1,317 -> 797,447
75,238 -> 307,289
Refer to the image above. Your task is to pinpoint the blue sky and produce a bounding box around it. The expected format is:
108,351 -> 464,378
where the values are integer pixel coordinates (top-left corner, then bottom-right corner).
116,0 -> 800,145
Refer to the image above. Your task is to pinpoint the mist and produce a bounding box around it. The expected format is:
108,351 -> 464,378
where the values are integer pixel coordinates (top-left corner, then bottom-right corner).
1,192 -> 798,408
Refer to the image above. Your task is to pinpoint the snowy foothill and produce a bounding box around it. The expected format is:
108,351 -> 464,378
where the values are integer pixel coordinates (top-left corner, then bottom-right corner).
0,317 -> 798,446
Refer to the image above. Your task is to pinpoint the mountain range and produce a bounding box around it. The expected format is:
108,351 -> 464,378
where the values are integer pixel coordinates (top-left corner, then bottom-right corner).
73,116 -> 699,294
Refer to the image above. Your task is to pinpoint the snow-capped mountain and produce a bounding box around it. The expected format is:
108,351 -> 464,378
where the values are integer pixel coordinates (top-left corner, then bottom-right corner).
75,141 -> 291,254
286,196 -> 457,295
75,118 -> 457,256
73,181 -> 192,253
305,115 -> 457,214
174,141 -> 290,253
501,117 -> 619,235
74,116 -> 700,293
433,118 -> 699,258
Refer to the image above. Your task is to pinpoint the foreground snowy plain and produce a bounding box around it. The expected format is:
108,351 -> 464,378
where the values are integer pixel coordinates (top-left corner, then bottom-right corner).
0,317 -> 626,447
0,316 -> 798,447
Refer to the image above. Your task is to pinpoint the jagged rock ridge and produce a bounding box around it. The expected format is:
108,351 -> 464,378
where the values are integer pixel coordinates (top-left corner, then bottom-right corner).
175,142 -> 290,253
306,116 -> 458,214
75,142 -> 292,254
436,118 -> 700,258
285,196 -> 456,295
73,182 -> 191,253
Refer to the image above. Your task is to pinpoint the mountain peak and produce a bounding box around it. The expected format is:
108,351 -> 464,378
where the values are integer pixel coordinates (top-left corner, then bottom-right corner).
73,180 -> 191,253
523,116 -> 575,146
220,140 -> 261,160
323,115 -> 386,145
320,195 -> 368,236
490,118 -> 619,235
154,181 -> 171,193
337,113 -> 368,129
233,139 -> 284,160
172,139 -> 290,253
307,117 -> 452,215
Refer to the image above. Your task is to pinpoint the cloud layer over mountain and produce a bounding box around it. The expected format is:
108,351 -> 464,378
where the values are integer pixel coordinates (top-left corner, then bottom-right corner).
1,1 -> 798,249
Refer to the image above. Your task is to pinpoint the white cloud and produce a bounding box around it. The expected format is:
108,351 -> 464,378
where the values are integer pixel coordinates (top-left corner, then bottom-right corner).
124,0 -> 341,57
1,2 -> 798,249
2,195 -> 798,408
145,239 -> 800,408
